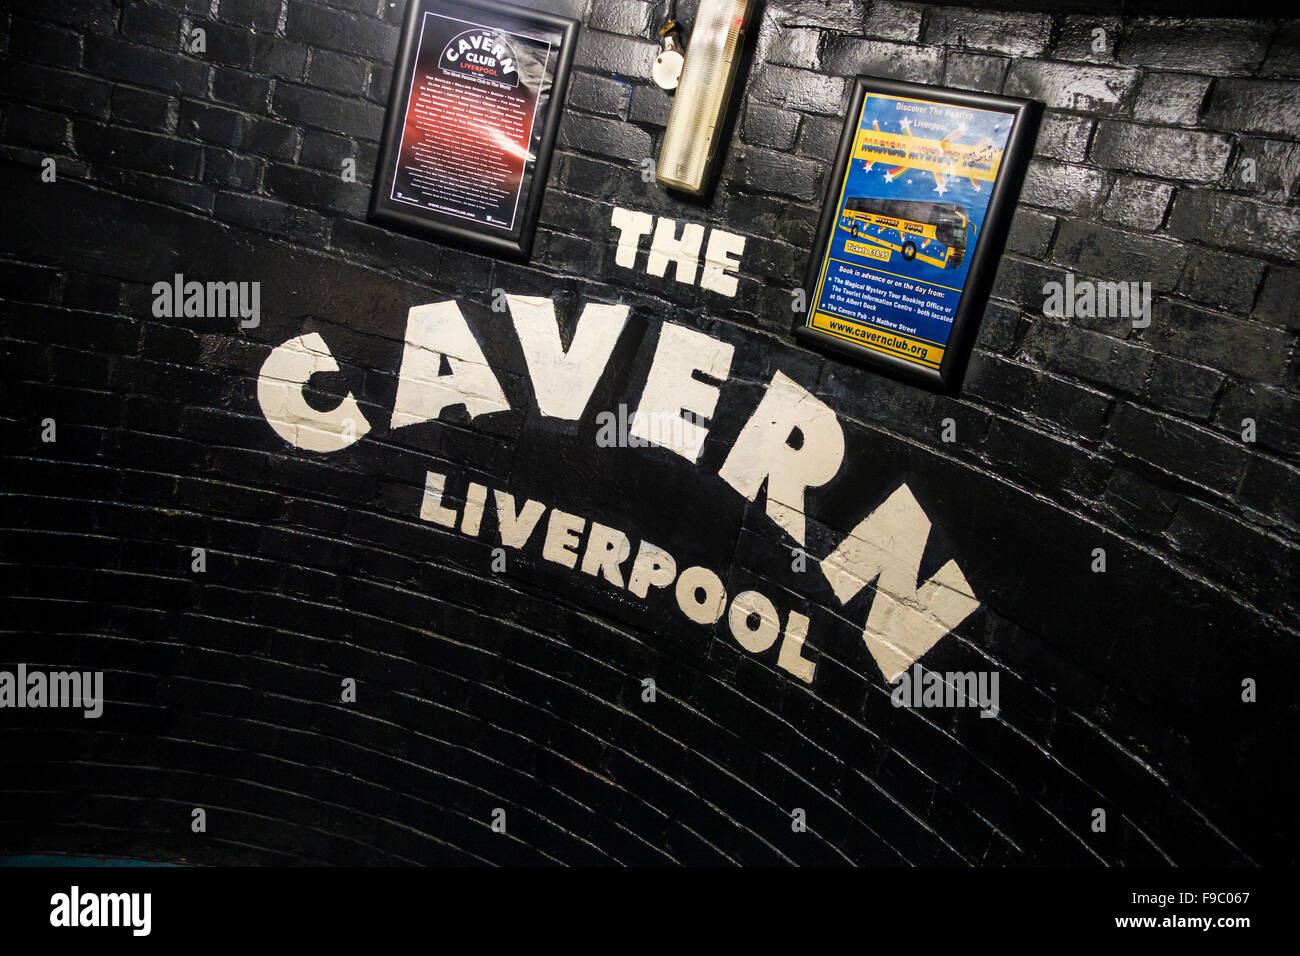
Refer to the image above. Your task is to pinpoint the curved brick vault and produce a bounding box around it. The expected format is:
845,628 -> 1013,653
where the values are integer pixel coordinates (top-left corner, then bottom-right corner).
2,0 -> 1298,865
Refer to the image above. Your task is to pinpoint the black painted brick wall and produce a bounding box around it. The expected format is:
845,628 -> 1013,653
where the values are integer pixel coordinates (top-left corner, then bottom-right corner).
1,0 -> 1298,865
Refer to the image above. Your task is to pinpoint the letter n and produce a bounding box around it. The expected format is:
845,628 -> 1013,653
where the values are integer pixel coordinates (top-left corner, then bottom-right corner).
818,484 -> 979,681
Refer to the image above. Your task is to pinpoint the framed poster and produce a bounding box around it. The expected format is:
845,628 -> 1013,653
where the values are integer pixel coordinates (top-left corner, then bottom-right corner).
794,77 -> 1039,389
369,0 -> 578,261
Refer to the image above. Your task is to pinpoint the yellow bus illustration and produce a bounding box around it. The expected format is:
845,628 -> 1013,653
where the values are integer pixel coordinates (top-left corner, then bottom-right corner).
838,197 -> 972,269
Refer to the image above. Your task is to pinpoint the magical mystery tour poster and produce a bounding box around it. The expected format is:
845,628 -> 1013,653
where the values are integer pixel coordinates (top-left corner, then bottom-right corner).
807,91 -> 1014,372
389,9 -> 553,232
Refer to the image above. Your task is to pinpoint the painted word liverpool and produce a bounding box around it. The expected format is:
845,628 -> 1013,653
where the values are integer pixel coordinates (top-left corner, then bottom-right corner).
255,299 -> 979,685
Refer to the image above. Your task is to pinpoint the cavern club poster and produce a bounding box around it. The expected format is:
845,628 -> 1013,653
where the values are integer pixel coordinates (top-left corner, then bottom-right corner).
797,78 -> 1039,389
370,0 -> 577,260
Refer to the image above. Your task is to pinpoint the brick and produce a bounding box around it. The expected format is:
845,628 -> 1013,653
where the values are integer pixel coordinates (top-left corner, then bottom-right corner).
557,113 -> 651,163
1032,375 -> 1112,442
740,103 -> 800,151
203,147 -> 262,189
1176,249 -> 1265,313
367,63 -> 391,104
628,83 -> 672,126
299,129 -> 354,171
1215,383 -> 1300,458
1020,160 -> 1108,216
273,84 -> 384,140
1090,122 -> 1232,183
217,0 -> 286,32
574,31 -> 657,77
1138,300 -> 1292,381
1100,468 -> 1179,536
264,162 -> 368,217
1100,177 -> 1173,232
213,191 -> 331,244
1204,80 -> 1300,139
767,27 -> 821,69
8,16 -> 83,68
1253,266 -> 1300,331
1052,16 -> 1119,63
858,2 -> 923,41
991,255 -> 1068,313
1144,355 -> 1224,421
1260,21 -> 1300,78
943,52 -> 1007,95
1107,403 -> 1248,492
1033,112 -> 1093,164
1117,18 -> 1271,76
974,301 -> 1024,353
283,1 -> 398,60
121,2 -> 183,49
244,117 -> 299,160
306,49 -> 369,96
1132,73 -> 1210,126
819,38 -> 942,84
196,20 -> 262,70
1165,501 -> 1294,613
560,154 -> 622,199
1166,190 -> 1300,261
588,0 -> 654,37
567,73 -> 633,119
1227,139 -> 1300,203
212,66 -> 272,112
2,105 -> 72,151
84,36 -> 209,97
1240,456 -> 1300,533
1006,207 -> 1056,258
796,115 -> 845,161
1021,321 -> 1154,395
980,417 -> 1090,495
964,351 -> 1037,408
74,121 -> 205,179
0,60 -> 111,118
537,189 -> 603,234
0,261 -> 64,303
748,65 -> 846,115
93,165 -> 215,214
1004,60 -> 1138,115
732,147 -> 825,201
179,100 -> 248,147
1052,221 -> 1187,293
922,8 -> 1051,57
329,218 -> 442,278
253,34 -> 309,81
27,0 -> 118,33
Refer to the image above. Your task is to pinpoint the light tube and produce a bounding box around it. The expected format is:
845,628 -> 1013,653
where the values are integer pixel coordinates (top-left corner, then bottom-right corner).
656,0 -> 754,195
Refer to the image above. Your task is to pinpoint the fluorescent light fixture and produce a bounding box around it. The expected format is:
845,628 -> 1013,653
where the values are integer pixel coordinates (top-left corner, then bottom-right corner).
657,0 -> 754,195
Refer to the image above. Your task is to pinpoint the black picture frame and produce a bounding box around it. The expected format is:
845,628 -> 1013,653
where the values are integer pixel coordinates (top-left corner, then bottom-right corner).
794,77 -> 1040,390
369,0 -> 578,262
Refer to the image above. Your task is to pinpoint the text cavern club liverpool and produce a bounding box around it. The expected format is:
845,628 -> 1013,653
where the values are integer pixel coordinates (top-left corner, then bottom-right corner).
255,297 -> 978,686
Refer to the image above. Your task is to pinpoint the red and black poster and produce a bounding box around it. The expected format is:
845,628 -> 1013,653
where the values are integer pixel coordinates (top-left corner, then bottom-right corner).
370,0 -> 577,260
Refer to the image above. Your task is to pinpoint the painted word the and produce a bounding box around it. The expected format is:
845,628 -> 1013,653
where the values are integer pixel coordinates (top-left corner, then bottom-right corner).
610,206 -> 747,297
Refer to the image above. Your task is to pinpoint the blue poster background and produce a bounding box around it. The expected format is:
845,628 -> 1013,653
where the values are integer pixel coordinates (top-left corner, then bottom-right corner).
811,93 -> 1014,354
